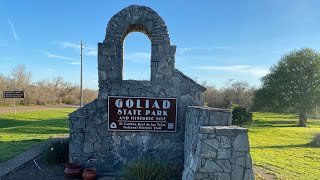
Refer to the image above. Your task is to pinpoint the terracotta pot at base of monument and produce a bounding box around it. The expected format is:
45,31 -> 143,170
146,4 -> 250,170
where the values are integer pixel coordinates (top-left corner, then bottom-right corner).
64,163 -> 82,179
82,168 -> 97,180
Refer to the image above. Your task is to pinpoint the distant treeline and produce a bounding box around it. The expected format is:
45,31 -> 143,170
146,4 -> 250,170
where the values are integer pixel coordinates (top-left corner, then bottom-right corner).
1,65 -> 257,109
0,65 -> 98,106
203,81 -> 255,110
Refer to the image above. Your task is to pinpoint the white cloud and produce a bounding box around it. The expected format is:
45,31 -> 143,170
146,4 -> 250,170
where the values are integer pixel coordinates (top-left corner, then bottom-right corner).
85,49 -> 97,56
124,52 -> 150,62
42,51 -> 77,61
0,43 -> 14,47
69,61 -> 81,65
176,46 -> 233,55
197,65 -> 269,76
58,41 -> 79,49
177,47 -> 192,55
55,41 -> 97,57
8,18 -> 19,41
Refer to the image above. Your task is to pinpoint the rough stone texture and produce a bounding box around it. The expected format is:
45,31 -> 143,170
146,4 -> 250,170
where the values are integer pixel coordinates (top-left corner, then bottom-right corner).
182,108 -> 254,180
69,5 -> 206,175
69,5 -> 254,179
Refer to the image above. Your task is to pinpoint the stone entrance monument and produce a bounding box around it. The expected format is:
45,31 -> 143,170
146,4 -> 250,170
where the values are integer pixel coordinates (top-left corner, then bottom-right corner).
69,5 -> 254,180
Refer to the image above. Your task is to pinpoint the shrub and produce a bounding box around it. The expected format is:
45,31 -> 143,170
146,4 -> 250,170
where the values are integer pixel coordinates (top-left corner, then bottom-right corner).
308,133 -> 320,147
121,157 -> 182,180
43,138 -> 69,164
232,106 -> 253,126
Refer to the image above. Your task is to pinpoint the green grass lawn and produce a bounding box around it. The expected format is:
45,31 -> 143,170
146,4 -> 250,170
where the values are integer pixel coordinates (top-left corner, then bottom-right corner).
249,112 -> 320,180
0,108 -> 76,162
1,108 -> 319,179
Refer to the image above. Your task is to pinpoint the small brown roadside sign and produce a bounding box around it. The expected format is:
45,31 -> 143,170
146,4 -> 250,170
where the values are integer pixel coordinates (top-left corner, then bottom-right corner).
3,91 -> 24,98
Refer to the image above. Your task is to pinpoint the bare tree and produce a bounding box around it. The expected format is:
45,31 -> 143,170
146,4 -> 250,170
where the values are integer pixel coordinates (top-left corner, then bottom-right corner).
204,81 -> 255,110
0,64 -> 98,106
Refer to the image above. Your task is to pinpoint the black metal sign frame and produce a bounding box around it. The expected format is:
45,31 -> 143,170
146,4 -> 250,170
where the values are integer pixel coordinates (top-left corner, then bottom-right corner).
3,91 -> 24,98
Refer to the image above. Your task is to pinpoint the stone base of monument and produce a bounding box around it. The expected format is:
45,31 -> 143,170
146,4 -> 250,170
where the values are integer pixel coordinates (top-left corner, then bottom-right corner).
182,107 -> 254,180
68,5 -> 254,180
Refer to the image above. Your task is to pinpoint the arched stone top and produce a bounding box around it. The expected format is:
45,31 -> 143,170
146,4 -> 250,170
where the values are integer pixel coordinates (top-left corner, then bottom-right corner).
104,5 -> 170,45
97,5 -> 205,96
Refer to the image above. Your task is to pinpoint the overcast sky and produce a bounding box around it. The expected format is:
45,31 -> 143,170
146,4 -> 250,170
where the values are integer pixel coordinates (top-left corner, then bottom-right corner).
1,0 -> 320,89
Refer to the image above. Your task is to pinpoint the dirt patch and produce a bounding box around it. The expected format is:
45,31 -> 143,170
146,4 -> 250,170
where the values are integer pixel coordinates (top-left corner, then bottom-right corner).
253,166 -> 278,180
1,155 -> 67,180
2,156 -> 276,180
1,155 -> 117,180
0,105 -> 78,114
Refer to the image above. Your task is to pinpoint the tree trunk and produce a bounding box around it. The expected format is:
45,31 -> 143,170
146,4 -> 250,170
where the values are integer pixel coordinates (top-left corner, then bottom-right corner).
298,112 -> 307,127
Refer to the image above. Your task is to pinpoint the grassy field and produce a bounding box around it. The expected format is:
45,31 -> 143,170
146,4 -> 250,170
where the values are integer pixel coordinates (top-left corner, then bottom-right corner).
249,112 -> 320,179
1,108 -> 319,179
0,108 -> 76,162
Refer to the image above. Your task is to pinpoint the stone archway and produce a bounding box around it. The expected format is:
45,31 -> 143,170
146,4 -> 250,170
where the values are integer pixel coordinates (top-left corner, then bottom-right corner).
98,5 -> 176,83
69,5 -> 207,175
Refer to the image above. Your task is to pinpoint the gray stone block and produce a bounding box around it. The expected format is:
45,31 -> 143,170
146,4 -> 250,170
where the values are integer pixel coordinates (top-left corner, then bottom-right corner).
72,118 -> 85,129
200,143 -> 217,159
231,165 -> 243,180
215,172 -> 231,180
204,139 -> 219,150
208,133 -> 216,139
232,133 -> 250,152
217,148 -> 231,159
216,160 -> 231,173
193,92 -> 205,106
171,77 -> 181,88
244,169 -> 254,180
94,143 -> 104,151
200,126 -> 215,134
85,132 -> 98,143
71,133 -> 84,144
199,160 -> 223,173
215,126 -> 236,136
245,153 -> 253,168
235,157 -> 246,167
83,142 -> 93,153
235,156 -> 246,167
69,143 -> 82,154
217,136 -> 232,148
233,151 -> 246,158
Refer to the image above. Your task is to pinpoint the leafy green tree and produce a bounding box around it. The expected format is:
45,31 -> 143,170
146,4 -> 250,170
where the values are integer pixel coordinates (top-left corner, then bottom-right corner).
254,48 -> 320,127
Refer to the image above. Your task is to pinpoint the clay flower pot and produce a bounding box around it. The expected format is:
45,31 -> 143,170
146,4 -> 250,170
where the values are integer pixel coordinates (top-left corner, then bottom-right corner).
64,163 -> 82,179
82,168 -> 97,180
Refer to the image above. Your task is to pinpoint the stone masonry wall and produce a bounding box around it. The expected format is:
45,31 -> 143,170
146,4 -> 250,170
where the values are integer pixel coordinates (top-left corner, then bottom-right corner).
183,107 -> 254,180
69,5 -> 206,175
69,5 -> 254,179
69,74 -> 205,174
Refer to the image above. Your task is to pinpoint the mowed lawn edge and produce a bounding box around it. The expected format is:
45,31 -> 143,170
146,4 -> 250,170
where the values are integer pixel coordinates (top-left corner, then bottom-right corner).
0,108 -> 76,162
1,108 -> 319,179
248,112 -> 320,179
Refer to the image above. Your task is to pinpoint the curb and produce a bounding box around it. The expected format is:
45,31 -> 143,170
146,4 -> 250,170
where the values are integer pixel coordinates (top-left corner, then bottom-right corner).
0,136 -> 68,178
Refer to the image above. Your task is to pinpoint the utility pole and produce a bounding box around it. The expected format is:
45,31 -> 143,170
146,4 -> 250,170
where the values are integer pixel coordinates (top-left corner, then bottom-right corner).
78,40 -> 85,108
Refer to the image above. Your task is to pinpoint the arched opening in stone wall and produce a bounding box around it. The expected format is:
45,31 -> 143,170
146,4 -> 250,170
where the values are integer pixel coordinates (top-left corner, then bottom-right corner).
123,32 -> 151,80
